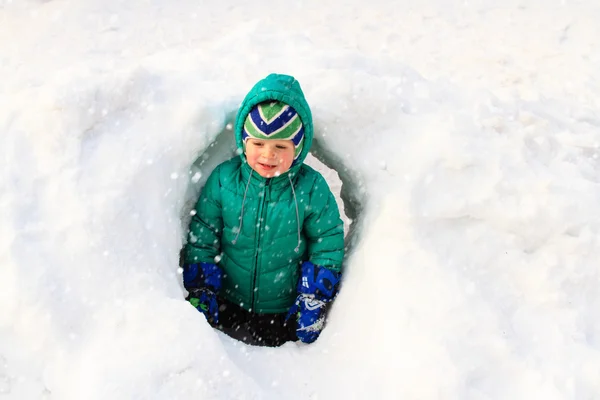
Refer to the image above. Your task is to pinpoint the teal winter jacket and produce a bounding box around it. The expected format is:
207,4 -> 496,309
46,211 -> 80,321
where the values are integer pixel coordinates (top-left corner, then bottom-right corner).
184,74 -> 344,313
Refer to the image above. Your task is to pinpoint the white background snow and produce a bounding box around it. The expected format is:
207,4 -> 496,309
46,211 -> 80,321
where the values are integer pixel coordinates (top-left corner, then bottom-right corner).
2,0 -> 600,398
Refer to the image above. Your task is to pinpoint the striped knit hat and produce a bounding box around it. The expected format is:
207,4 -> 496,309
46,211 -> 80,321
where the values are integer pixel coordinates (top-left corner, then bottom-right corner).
243,101 -> 304,161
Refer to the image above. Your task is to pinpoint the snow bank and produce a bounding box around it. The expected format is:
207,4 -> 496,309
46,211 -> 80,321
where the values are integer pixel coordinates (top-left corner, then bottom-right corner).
1,0 -> 600,399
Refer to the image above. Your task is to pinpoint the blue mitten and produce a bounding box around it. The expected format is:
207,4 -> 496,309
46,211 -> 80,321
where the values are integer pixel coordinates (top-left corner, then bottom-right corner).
188,288 -> 220,325
183,262 -> 223,324
287,261 -> 341,343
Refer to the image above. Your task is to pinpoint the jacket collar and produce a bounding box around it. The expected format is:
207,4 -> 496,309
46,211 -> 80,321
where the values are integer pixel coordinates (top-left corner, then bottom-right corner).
239,156 -> 299,191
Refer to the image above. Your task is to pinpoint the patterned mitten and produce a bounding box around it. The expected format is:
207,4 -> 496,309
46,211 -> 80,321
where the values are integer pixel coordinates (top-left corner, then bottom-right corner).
183,262 -> 223,324
286,261 -> 341,343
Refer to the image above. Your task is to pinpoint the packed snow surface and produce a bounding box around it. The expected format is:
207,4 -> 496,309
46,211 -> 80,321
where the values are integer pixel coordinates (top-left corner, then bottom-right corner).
1,0 -> 600,399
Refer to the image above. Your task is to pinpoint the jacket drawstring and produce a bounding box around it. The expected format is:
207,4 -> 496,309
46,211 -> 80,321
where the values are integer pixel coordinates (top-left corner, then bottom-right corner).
288,174 -> 302,253
232,170 -> 300,253
232,169 -> 253,245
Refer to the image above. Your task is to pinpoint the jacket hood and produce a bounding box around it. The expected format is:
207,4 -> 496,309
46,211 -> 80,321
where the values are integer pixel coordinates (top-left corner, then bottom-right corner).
234,73 -> 313,169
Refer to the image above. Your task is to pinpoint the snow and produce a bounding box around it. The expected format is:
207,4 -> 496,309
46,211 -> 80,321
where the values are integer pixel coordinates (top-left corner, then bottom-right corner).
2,0 -> 600,398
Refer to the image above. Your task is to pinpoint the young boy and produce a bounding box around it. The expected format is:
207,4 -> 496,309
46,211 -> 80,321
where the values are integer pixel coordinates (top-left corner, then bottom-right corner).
182,73 -> 344,346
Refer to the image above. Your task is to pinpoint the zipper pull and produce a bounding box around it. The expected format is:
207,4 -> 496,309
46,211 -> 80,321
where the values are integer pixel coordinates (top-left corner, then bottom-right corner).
265,178 -> 271,201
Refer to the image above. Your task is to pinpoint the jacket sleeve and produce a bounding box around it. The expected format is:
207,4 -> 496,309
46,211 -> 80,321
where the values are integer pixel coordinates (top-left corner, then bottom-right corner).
303,174 -> 345,272
183,167 -> 223,265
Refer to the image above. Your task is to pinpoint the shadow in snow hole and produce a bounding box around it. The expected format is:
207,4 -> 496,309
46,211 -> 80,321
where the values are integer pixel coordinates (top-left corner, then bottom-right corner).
177,114 -> 366,345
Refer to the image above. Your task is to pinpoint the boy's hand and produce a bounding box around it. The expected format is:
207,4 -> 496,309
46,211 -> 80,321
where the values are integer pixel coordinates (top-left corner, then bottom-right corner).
286,261 -> 341,343
183,262 -> 223,324
188,287 -> 220,325
183,262 -> 223,291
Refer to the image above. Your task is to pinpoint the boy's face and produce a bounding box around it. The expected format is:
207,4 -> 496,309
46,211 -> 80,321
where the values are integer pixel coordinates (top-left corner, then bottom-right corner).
245,138 -> 295,178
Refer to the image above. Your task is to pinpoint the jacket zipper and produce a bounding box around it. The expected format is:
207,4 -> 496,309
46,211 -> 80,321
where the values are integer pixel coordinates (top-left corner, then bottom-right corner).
250,178 -> 270,310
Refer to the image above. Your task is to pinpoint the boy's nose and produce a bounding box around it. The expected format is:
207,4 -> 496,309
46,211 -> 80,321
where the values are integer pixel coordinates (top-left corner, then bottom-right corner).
263,147 -> 275,158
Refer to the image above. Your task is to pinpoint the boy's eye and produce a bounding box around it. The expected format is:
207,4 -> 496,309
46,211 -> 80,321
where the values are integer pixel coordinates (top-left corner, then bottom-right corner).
276,145 -> 288,149
253,142 -> 263,147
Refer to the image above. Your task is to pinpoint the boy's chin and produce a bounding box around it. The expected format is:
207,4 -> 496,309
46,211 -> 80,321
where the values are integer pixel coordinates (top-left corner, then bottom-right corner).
256,170 -> 281,178
251,164 -> 289,178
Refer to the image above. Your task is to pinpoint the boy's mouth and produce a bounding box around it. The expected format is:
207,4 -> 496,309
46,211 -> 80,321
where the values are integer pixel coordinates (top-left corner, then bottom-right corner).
257,162 -> 277,170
